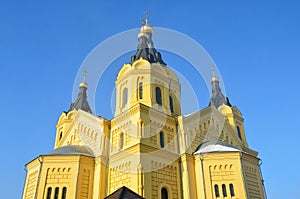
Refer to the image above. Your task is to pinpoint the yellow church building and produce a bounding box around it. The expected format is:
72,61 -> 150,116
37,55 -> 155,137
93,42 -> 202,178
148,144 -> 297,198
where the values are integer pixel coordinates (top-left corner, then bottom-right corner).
22,19 -> 267,199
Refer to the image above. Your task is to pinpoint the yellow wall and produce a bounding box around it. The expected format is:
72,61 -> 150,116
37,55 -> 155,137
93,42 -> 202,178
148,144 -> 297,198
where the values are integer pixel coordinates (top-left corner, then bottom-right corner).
23,155 -> 94,199
22,58 -> 266,199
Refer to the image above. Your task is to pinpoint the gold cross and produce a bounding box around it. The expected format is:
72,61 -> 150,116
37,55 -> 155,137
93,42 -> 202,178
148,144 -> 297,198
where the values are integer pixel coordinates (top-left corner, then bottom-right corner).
83,70 -> 87,82
211,65 -> 215,76
145,11 -> 149,24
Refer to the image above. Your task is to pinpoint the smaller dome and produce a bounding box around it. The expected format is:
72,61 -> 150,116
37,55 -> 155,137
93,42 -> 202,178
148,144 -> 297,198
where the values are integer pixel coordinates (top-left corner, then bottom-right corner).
194,141 -> 240,155
47,145 -> 94,157
211,76 -> 219,83
140,24 -> 154,35
80,81 -> 88,88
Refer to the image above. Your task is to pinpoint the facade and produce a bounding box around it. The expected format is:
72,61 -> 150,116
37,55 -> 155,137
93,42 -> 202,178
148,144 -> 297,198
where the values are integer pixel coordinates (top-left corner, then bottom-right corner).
22,19 -> 266,199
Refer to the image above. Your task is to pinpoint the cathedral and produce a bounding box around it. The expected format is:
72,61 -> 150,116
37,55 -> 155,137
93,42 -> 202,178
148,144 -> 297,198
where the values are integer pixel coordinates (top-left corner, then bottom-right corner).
22,18 -> 266,199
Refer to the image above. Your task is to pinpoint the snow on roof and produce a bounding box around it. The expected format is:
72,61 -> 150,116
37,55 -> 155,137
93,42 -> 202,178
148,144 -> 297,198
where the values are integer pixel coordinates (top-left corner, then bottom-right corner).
193,141 -> 240,155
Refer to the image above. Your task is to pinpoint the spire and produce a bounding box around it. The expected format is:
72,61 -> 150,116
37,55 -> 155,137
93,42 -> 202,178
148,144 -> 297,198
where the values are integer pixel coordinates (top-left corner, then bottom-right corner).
130,12 -> 166,65
209,65 -> 232,108
69,70 -> 92,113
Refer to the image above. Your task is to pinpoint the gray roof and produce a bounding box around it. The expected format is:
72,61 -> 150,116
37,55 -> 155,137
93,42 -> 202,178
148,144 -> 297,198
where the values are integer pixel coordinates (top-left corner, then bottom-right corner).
209,78 -> 232,108
130,24 -> 166,65
47,145 -> 94,157
69,83 -> 92,113
194,141 -> 240,155
105,186 -> 144,199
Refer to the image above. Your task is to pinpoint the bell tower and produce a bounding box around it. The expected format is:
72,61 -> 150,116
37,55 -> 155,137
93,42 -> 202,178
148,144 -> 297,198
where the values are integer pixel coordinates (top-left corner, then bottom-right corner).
108,16 -> 182,199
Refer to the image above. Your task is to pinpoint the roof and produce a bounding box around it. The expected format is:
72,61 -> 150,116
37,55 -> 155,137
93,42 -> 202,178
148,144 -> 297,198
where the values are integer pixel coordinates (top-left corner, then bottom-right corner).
105,186 -> 144,199
194,141 -> 240,155
47,145 -> 94,157
69,83 -> 92,114
209,78 -> 232,108
130,23 -> 166,65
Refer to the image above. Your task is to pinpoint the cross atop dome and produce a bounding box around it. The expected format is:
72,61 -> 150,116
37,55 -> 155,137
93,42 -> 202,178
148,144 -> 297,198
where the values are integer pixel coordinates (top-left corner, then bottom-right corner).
130,13 -> 166,65
69,70 -> 92,113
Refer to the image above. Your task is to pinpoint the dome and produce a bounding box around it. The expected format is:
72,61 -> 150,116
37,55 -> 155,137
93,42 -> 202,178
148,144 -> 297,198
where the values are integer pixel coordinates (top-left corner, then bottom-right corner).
193,141 -> 240,155
47,145 -> 94,157
80,81 -> 88,88
211,76 -> 219,83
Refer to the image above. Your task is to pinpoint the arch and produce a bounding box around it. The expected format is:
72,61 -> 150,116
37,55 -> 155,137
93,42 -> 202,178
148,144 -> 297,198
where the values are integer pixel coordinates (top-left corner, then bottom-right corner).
46,187 -> 52,199
169,96 -> 174,113
59,132 -> 63,141
62,187 -> 67,199
156,87 -> 162,106
214,184 -> 220,197
159,132 -> 165,148
122,88 -> 128,107
119,133 -> 124,149
139,82 -> 143,99
237,126 -> 242,140
54,187 -> 59,199
204,122 -> 207,130
161,187 -> 168,199
91,130 -> 94,138
222,184 -> 227,197
229,183 -> 235,196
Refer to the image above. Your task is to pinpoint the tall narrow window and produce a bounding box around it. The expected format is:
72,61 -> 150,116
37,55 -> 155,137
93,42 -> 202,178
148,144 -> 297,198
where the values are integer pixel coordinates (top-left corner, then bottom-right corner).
139,82 -> 143,99
169,96 -> 174,113
120,133 -> 124,149
54,187 -> 59,199
156,87 -> 162,105
214,184 -> 220,197
222,184 -> 227,197
229,183 -> 235,197
62,187 -> 67,199
237,126 -> 242,140
160,132 -> 165,148
59,132 -> 63,141
46,187 -> 52,199
161,187 -> 168,199
122,88 -> 128,107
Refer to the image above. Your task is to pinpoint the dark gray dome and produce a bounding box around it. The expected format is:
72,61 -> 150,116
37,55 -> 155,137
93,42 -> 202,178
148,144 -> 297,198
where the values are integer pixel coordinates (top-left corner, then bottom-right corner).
47,145 -> 94,157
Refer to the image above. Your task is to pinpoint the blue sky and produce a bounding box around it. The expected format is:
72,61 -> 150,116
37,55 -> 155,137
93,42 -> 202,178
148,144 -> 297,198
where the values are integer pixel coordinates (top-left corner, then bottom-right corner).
1,1 -> 300,198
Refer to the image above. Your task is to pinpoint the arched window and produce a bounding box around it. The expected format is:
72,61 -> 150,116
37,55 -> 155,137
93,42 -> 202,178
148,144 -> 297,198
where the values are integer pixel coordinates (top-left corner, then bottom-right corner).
59,132 -> 63,141
122,88 -> 128,107
222,184 -> 227,197
214,184 -> 220,197
161,187 -> 168,199
46,187 -> 52,199
54,187 -> 59,199
229,183 -> 235,197
237,126 -> 242,140
156,87 -> 162,106
169,96 -> 174,113
160,132 -> 165,148
139,82 -> 143,99
120,133 -> 124,149
62,187 -> 67,199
